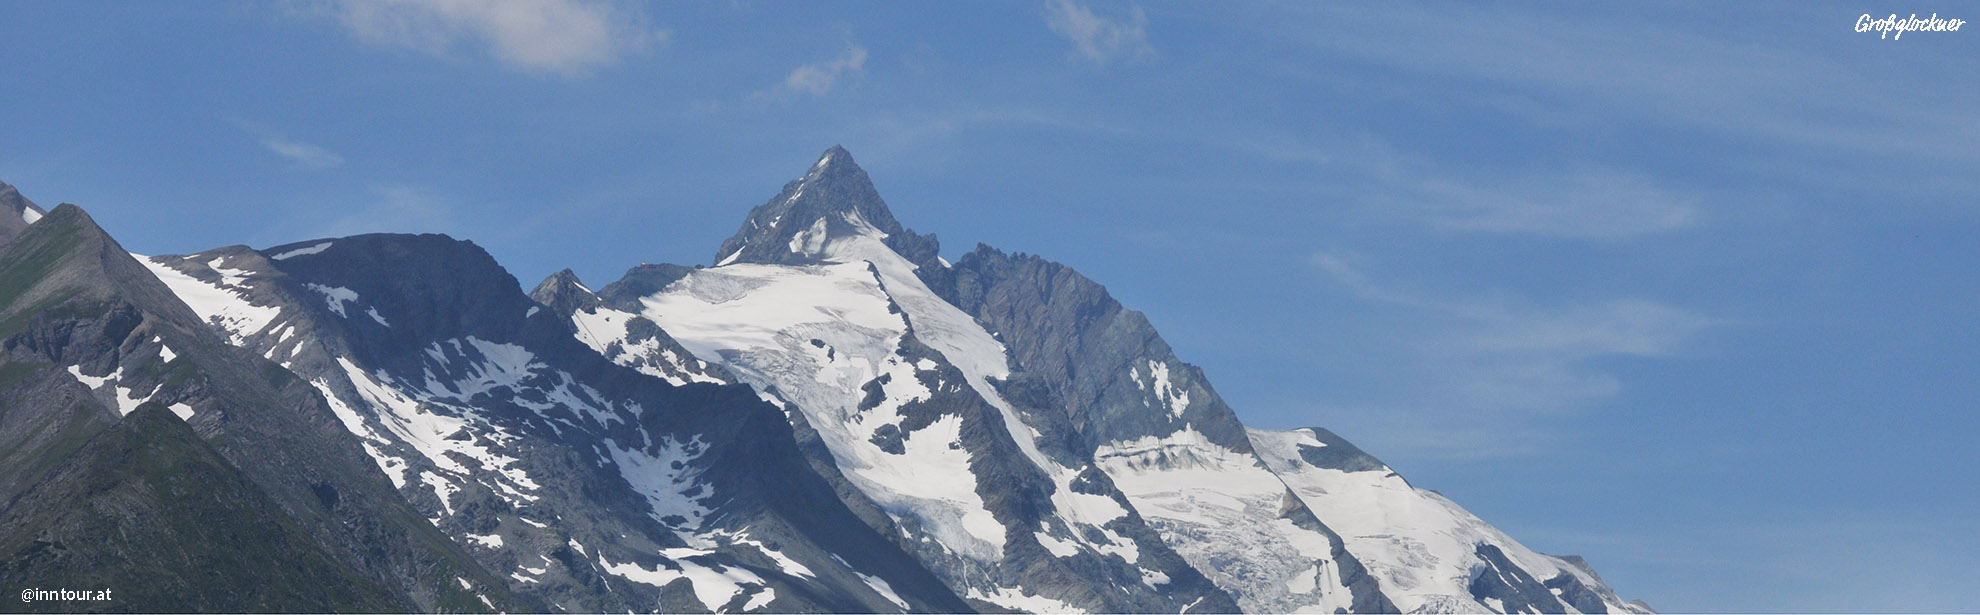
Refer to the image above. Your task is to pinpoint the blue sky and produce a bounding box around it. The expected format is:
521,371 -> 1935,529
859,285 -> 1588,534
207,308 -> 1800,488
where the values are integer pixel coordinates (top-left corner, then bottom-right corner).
3,2 -> 1976,611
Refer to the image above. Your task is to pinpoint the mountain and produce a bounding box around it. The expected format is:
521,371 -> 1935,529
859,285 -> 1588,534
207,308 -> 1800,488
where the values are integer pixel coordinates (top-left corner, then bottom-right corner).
0,181 -> 49,249
938,242 -> 1645,613
0,147 -> 1651,613
563,147 -> 1650,614
573,147 -> 1239,614
0,205 -> 518,613
937,244 -> 1391,613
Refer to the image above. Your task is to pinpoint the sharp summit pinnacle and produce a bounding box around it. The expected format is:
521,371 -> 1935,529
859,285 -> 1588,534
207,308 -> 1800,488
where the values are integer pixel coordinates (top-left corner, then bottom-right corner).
712,146 -> 906,266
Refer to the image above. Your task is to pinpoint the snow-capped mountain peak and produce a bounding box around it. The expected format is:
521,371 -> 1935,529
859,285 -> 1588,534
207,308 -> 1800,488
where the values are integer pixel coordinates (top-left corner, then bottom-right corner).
713,146 -> 908,267
582,149 -> 1242,612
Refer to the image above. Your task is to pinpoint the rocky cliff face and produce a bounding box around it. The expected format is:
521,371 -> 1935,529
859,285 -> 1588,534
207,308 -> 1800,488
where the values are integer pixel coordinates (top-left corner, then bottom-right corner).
938,244 -> 1393,613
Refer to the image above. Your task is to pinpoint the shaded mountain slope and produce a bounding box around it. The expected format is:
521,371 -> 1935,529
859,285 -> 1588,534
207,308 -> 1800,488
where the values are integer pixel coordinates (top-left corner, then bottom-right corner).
0,205 -> 518,613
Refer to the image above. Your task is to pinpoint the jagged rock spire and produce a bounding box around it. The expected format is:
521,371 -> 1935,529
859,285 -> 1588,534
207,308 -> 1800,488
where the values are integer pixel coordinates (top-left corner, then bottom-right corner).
712,146 -> 905,266
528,268 -> 600,315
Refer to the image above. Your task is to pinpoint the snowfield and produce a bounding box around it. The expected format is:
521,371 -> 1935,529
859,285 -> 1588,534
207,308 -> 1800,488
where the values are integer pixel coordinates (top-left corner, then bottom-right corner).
1249,427 -> 1645,614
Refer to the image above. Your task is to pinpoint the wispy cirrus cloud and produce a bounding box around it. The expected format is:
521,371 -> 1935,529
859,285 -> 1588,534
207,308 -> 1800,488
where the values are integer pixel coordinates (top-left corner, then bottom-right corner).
1255,3 -> 1979,171
1188,128 -> 1699,239
306,0 -> 660,76
776,44 -> 868,96
260,136 -> 345,169
1308,250 -> 1717,456
230,119 -> 344,169
1398,167 -> 1699,239
1045,0 -> 1152,66
1250,131 -> 1700,239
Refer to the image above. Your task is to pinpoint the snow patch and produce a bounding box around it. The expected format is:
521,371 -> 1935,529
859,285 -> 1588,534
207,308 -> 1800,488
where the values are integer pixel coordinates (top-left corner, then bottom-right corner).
1036,531 -> 1081,558
742,587 -> 776,611
605,436 -> 711,528
828,554 -> 909,610
966,586 -> 1081,614
1135,360 -> 1191,417
205,257 -> 252,288
598,551 -> 765,612
139,256 -> 283,345
269,241 -> 333,260
421,471 -> 459,515
65,364 -> 164,416
305,284 -> 360,318
65,365 -> 111,390
856,570 -> 909,610
787,217 -> 830,255
715,527 -> 815,579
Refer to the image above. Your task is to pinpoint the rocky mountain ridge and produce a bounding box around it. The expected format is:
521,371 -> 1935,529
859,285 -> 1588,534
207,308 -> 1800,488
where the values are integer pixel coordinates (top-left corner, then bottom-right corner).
0,149 -> 1650,613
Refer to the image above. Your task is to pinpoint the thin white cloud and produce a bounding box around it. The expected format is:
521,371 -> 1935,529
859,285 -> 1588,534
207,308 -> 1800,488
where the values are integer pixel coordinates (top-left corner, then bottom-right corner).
1445,299 -> 1714,412
1308,251 -> 1716,442
841,106 -> 1141,165
779,45 -> 868,96
230,119 -> 345,169
1408,169 -> 1699,239
1194,131 -> 1698,239
1283,132 -> 1699,239
1470,299 -> 1713,358
260,136 -> 345,169
1045,0 -> 1151,65
311,0 -> 657,76
1258,3 -> 1980,168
